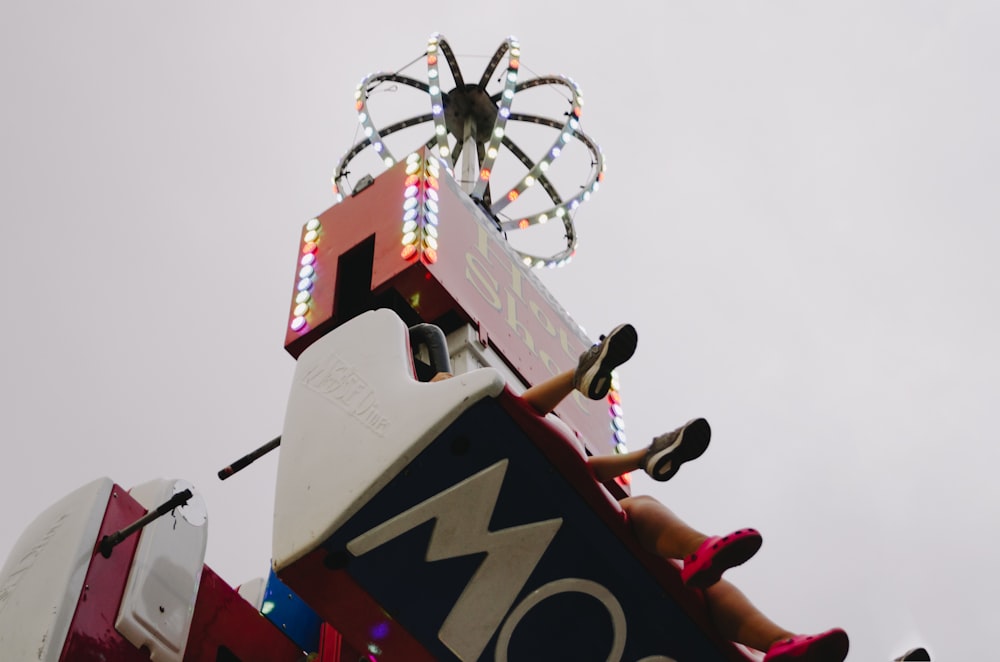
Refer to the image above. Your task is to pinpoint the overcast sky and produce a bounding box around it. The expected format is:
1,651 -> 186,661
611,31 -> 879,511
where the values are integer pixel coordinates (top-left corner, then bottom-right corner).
2,2 -> 998,660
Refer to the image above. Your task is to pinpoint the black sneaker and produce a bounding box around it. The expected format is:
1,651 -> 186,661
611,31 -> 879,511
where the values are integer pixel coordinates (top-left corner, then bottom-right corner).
573,324 -> 638,400
643,418 -> 711,481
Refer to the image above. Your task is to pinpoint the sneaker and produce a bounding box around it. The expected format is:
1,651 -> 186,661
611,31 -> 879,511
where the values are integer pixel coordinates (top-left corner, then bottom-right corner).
643,418 -> 711,481
763,628 -> 849,662
573,324 -> 638,400
681,528 -> 762,589
895,648 -> 930,661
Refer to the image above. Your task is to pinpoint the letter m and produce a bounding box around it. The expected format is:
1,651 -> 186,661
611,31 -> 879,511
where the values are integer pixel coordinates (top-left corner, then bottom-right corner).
347,460 -> 562,661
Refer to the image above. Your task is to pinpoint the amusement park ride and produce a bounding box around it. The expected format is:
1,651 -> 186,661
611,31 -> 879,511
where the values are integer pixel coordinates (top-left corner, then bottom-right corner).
0,34 -> 921,662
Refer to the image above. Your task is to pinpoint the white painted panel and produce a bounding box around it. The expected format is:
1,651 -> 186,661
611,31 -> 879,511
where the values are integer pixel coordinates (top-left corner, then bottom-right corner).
115,479 -> 207,662
273,309 -> 505,570
237,577 -> 266,611
0,477 -> 114,662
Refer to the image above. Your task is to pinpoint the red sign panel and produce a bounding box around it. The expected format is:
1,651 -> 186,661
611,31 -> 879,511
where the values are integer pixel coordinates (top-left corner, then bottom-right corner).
284,149 -> 626,465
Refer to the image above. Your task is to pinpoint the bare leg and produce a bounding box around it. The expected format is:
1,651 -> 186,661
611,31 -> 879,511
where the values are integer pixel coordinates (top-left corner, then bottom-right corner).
521,369 -> 575,415
703,579 -> 793,653
516,354 -> 817,656
622,495 -> 795,653
521,368 -> 707,485
521,323 -> 636,414
516,353 -> 818,656
588,449 -> 646,482
619,495 -> 708,559
522,371 -> 646,482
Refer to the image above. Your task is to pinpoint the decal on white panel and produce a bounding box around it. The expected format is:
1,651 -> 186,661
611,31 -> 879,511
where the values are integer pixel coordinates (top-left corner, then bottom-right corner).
301,352 -> 390,436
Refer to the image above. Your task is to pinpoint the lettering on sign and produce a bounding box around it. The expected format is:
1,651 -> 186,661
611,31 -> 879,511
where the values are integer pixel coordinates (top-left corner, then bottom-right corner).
348,461 -> 561,661
347,460 -> 681,662
462,223 -> 592,414
495,577 -> 627,662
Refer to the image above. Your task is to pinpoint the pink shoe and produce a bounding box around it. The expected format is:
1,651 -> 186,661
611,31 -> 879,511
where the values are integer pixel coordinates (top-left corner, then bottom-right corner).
680,528 -> 762,588
763,628 -> 849,662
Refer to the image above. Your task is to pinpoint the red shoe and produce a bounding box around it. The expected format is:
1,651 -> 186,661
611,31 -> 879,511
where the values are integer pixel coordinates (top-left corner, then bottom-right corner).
764,628 -> 849,662
680,528 -> 762,589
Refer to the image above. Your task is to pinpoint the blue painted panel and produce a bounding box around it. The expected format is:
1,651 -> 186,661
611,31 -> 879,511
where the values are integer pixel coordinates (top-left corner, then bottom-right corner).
262,568 -> 322,654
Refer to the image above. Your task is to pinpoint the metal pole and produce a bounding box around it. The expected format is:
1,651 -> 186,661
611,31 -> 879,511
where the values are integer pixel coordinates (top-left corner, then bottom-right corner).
217,436 -> 282,480
98,489 -> 193,558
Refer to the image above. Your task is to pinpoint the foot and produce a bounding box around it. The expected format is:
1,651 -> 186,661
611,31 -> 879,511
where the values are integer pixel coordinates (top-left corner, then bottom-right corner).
573,324 -> 638,400
681,528 -> 762,589
643,418 -> 711,481
763,629 -> 849,662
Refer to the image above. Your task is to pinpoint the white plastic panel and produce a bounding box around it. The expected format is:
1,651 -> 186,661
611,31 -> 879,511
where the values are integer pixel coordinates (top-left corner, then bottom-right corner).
237,577 -> 266,611
0,477 -> 114,662
273,309 -> 506,570
115,479 -> 207,662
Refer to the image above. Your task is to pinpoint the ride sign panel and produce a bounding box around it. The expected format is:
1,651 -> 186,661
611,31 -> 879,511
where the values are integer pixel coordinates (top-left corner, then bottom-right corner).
305,396 -> 741,662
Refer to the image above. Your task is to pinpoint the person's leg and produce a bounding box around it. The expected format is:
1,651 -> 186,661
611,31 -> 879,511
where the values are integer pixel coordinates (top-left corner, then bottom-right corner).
699,577 -> 850,660
521,323 -> 636,415
622,498 -> 846,660
521,370 -> 575,416
702,579 -> 793,652
643,418 -> 711,482
588,418 -> 712,484
588,449 -> 647,482
620,495 -> 761,588
520,370 -> 649,485
619,495 -> 709,559
762,629 -> 850,662
574,323 -> 638,400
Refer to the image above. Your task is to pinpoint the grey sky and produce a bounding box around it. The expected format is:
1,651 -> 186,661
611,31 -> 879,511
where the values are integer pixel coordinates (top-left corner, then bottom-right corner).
2,2 -> 997,659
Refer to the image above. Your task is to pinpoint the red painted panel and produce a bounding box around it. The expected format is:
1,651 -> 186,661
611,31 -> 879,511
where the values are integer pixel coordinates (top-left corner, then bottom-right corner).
317,623 -> 342,662
424,171 -> 623,459
279,548 -> 435,662
283,149 -> 627,464
317,622 -> 368,662
183,566 -> 304,662
58,484 -> 151,662
284,160 -> 417,355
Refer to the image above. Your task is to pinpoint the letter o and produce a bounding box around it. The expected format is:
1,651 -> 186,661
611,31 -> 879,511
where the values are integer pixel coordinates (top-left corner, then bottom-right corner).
495,578 -> 626,662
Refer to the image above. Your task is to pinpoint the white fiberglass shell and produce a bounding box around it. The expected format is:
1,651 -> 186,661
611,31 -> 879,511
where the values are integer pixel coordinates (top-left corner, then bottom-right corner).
0,477 -> 113,661
272,309 -> 505,570
115,478 -> 208,662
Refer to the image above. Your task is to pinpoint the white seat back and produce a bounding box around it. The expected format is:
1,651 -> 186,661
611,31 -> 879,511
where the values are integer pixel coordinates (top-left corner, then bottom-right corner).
115,478 -> 208,662
0,478 -> 113,661
272,309 -> 505,570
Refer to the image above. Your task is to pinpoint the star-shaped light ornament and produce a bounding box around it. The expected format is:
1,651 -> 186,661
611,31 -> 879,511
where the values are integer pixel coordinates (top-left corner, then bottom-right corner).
331,34 -> 606,269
